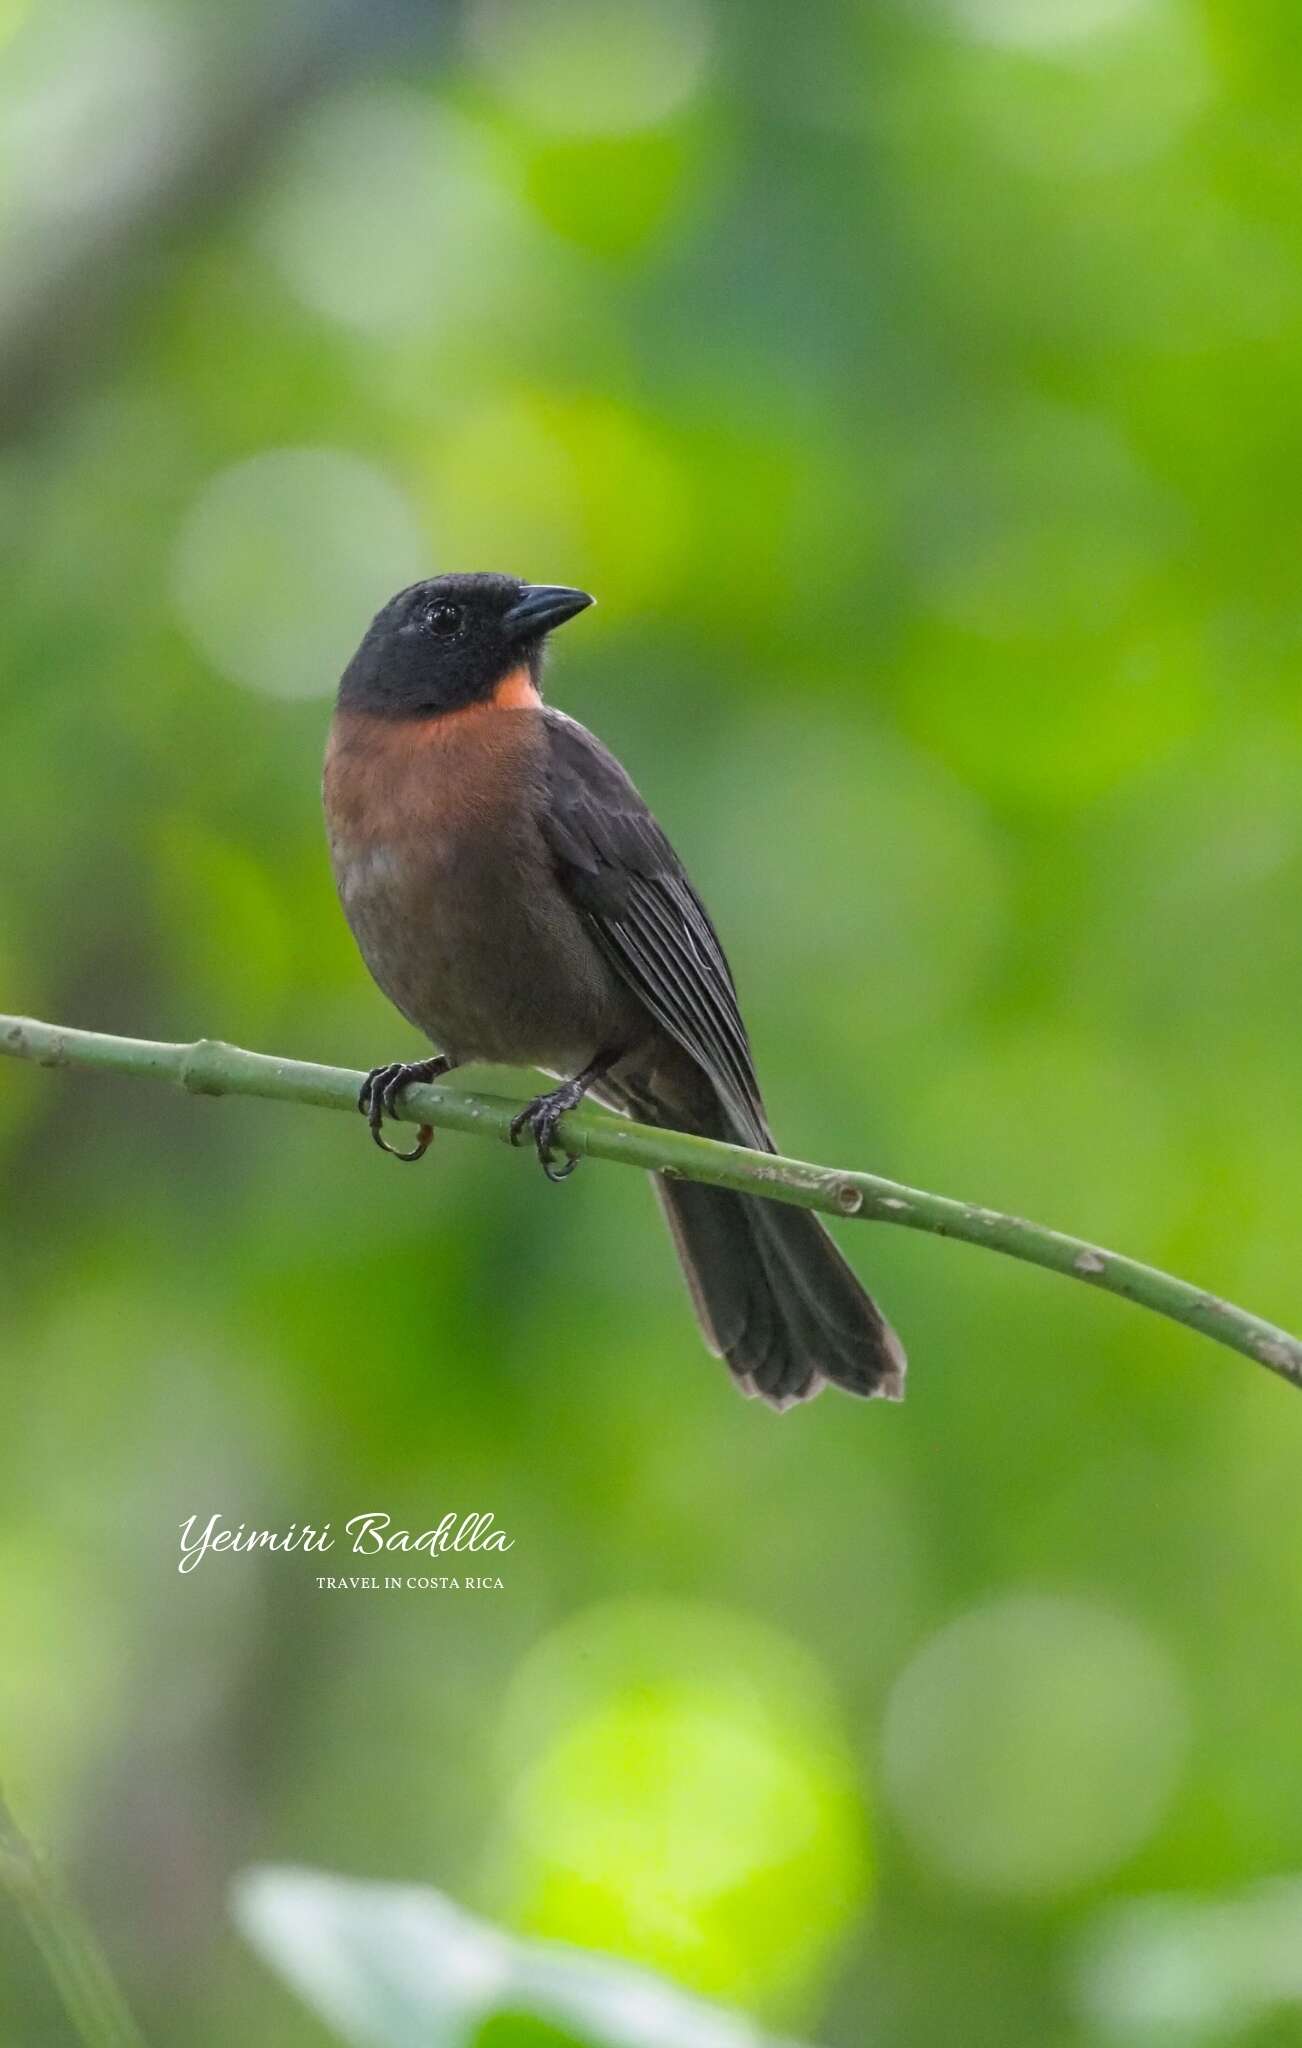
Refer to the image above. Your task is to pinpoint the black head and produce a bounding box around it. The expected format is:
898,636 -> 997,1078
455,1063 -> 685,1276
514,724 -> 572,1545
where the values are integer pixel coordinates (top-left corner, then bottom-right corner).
337,572 -> 594,719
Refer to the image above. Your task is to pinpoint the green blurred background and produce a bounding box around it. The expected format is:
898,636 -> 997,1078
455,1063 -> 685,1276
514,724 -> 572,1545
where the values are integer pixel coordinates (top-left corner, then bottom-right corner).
3,0 -> 1302,2041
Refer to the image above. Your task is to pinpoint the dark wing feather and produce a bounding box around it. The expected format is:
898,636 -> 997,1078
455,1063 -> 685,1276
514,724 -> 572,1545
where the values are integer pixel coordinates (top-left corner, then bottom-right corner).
539,709 -> 768,1143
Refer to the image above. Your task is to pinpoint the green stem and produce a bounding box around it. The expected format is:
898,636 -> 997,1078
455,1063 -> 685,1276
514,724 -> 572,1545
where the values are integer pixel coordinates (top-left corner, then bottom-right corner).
3,1012 -> 1300,1394
0,1790 -> 149,2048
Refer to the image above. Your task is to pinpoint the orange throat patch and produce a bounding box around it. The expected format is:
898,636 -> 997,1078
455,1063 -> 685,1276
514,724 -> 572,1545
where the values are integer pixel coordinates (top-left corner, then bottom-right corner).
491,666 -> 543,711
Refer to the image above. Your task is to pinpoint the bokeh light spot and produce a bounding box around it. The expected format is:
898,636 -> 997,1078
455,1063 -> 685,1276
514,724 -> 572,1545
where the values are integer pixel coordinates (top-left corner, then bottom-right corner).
928,0 -> 1160,54
467,0 -> 714,137
522,128 -> 703,258
882,1594 -> 1190,1899
488,1599 -> 869,2013
0,0 -> 192,221
955,8 -> 1211,180
256,91 -> 532,338
424,390 -> 686,613
1076,1881 -> 1302,2041
0,0 -> 27,57
170,448 -> 428,699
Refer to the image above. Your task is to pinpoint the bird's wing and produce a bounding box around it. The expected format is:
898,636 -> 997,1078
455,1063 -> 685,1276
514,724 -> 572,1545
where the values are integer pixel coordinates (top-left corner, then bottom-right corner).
539,708 -> 769,1144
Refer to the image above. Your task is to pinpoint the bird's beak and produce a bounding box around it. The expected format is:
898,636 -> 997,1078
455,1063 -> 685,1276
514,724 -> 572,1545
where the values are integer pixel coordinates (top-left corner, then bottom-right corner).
503,584 -> 595,640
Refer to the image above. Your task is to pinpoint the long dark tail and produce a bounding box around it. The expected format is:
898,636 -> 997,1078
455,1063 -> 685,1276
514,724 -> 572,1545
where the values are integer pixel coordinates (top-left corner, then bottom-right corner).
619,1084 -> 907,1410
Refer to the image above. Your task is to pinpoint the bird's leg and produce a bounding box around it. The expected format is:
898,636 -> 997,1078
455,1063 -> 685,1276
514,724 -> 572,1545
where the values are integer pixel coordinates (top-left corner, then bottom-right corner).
509,1051 -> 617,1184
358,1054 -> 456,1163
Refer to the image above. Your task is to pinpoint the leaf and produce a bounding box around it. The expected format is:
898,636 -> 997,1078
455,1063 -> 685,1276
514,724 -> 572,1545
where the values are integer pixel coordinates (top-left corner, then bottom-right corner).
1075,1878 -> 1302,2042
233,1865 -> 818,2048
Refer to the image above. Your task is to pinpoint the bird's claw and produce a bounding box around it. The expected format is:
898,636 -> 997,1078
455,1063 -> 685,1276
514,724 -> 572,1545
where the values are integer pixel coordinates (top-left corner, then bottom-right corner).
358,1057 -> 448,1163
509,1087 -> 582,1182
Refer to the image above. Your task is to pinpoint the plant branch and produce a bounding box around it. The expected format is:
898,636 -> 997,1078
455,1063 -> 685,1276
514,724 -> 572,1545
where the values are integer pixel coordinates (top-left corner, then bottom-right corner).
3,1013 -> 1300,1395
0,1789 -> 148,2048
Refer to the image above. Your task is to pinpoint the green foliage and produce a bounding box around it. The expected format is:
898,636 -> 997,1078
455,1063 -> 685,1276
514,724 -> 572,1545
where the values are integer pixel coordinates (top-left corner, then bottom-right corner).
3,1 -> 1302,2045
235,1864 -> 815,2048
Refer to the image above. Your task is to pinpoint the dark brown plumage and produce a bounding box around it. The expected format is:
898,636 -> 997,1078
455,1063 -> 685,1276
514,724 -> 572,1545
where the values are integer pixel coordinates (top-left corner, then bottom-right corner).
324,572 -> 905,1411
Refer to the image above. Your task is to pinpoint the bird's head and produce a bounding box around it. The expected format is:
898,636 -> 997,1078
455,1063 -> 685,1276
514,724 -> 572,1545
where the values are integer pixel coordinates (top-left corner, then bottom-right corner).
337,572 -> 594,718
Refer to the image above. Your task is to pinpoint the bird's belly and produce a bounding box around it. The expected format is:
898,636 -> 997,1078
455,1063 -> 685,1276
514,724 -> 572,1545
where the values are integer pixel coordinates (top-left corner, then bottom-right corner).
333,826 -> 634,1072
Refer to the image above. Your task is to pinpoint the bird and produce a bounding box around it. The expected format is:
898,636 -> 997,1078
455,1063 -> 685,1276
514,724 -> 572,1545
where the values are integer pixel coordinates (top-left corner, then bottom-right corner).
323,572 -> 906,1411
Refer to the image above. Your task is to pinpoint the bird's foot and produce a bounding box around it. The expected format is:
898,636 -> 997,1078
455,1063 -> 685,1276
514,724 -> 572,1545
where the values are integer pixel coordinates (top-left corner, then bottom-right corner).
509,1078 -> 589,1183
358,1055 -> 452,1162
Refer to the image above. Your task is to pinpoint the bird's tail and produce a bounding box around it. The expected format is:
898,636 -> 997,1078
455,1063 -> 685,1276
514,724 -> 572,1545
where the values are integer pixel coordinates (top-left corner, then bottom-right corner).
621,1085 -> 906,1410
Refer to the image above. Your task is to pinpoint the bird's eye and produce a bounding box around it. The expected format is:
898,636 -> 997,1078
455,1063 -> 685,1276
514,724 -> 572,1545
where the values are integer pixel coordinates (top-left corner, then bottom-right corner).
425,601 -> 463,637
